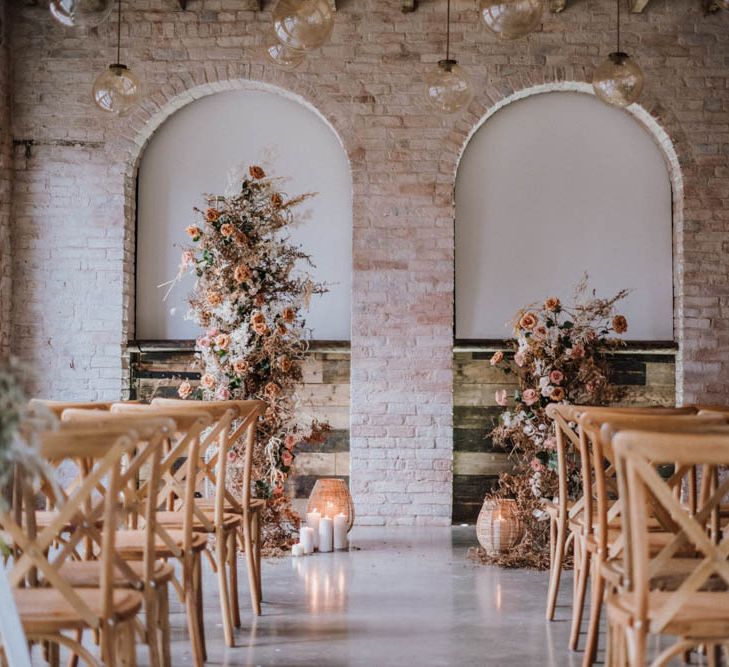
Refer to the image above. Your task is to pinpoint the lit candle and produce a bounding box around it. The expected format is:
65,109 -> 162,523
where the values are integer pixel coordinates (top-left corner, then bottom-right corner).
307,508 -> 321,550
333,513 -> 348,550
300,526 -> 315,554
319,516 -> 333,553
291,543 -> 305,557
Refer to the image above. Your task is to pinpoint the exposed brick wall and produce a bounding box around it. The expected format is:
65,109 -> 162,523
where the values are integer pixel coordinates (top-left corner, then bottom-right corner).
0,4 -> 11,360
5,0 -> 729,525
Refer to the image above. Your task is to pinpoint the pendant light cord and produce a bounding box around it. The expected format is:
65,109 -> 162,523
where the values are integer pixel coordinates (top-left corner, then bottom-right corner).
446,0 -> 451,61
116,0 -> 121,64
616,0 -> 621,53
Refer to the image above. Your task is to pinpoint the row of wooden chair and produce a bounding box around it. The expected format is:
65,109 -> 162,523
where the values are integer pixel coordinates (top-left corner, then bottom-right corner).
1,397 -> 267,667
544,403 -> 729,666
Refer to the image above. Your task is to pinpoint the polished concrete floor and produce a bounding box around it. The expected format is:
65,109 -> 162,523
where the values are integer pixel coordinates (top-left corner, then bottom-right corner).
163,526 -> 587,666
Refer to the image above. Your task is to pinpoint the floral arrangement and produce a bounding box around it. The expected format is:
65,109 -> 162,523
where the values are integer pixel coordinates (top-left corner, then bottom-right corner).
471,279 -> 629,569
174,165 -> 330,553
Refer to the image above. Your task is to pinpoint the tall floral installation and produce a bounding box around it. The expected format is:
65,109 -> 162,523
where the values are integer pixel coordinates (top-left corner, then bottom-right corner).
175,165 -> 330,554
472,279 -> 629,569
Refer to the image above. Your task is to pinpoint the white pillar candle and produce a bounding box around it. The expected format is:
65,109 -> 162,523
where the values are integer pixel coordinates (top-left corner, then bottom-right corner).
319,516 -> 334,553
333,513 -> 348,550
300,526 -> 315,554
291,543 -> 305,557
307,508 -> 321,550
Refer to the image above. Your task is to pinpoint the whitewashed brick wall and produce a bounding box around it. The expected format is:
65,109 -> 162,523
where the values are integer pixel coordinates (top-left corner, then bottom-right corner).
0,3 -> 11,360
5,0 -> 729,524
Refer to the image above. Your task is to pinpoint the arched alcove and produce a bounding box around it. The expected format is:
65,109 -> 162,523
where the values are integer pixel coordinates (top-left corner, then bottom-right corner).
455,90 -> 675,342
135,87 -> 353,341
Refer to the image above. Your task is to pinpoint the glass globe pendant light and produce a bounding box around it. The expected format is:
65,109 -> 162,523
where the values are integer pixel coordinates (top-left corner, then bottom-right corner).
49,0 -> 113,28
424,0 -> 473,115
265,34 -> 307,70
479,0 -> 543,40
592,0 -> 644,107
92,0 -> 141,116
272,0 -> 335,52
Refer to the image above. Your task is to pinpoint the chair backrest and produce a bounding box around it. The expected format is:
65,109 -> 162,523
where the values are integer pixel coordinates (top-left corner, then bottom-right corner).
28,399 -> 113,418
0,430 -> 132,628
613,429 -> 729,634
150,398 -> 267,514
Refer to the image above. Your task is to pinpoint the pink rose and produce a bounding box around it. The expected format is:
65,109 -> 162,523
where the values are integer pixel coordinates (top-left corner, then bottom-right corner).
549,369 -> 564,385
522,388 -> 539,406
544,436 -> 557,451
530,458 -> 544,472
514,351 -> 526,367
571,344 -> 585,359
533,325 -> 548,340
197,336 -> 211,349
201,373 -> 216,390
216,387 -> 231,400
177,381 -> 192,399
495,389 -> 508,407
490,351 -> 504,366
215,333 -> 231,350
273,483 -> 284,496
282,450 -> 293,467
284,434 -> 297,450
227,450 -> 238,463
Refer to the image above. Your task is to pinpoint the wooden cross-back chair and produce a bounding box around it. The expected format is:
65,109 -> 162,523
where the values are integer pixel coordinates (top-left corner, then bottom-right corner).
544,403 -> 695,628
62,407 -> 213,667
150,398 -> 268,619
0,430 -> 143,667
610,430 -> 729,667
54,415 -> 179,667
577,411 -> 729,667
28,400 -> 114,419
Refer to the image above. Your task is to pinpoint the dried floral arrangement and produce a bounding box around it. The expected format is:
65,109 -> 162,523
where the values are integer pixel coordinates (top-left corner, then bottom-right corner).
469,278 -> 629,569
174,165 -> 330,554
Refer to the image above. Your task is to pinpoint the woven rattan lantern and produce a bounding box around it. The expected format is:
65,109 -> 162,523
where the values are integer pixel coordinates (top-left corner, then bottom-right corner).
306,478 -> 354,531
476,499 -> 523,555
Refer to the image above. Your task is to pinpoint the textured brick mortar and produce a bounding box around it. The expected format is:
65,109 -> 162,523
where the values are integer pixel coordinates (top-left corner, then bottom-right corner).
5,0 -> 729,525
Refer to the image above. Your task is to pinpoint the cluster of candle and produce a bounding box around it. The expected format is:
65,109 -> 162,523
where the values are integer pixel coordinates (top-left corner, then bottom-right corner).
291,507 -> 348,557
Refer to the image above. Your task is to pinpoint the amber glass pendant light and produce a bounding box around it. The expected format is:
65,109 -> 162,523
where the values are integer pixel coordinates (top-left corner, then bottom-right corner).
50,0 -> 113,28
272,0 -> 335,52
425,0 -> 474,115
479,0 -> 543,40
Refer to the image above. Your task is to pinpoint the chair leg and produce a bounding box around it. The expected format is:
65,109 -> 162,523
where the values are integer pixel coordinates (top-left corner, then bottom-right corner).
185,556 -> 205,667
194,552 -> 207,662
66,631 -> 82,667
216,531 -> 235,647
243,515 -> 261,616
582,560 -> 605,667
228,529 -> 242,629
546,516 -> 567,621
157,583 -> 171,667
145,589 -> 162,667
117,621 -> 137,667
254,511 -> 262,602
570,539 -> 590,651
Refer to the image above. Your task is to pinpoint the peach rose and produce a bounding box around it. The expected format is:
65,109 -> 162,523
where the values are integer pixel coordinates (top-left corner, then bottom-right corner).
216,387 -> 231,400
519,312 -> 538,330
514,350 -> 526,367
233,358 -> 250,375
284,434 -> 297,450
522,388 -> 539,406
264,382 -> 281,398
281,450 -> 293,467
234,264 -> 250,284
177,381 -> 192,399
495,389 -> 508,407
276,323 -> 287,335
282,307 -> 296,323
544,297 -> 561,311
249,165 -> 266,179
273,482 -> 284,496
490,351 -> 504,366
220,223 -> 234,238
186,225 -> 202,240
549,369 -> 564,385
271,193 -> 283,209
254,294 -> 265,308
250,311 -> 266,327
612,315 -> 628,334
207,292 -> 222,307
205,208 -> 220,222
201,373 -> 216,390
253,323 -> 269,336
533,325 -> 548,339
215,333 -> 231,350
550,386 -> 566,402
571,344 -> 585,359
278,357 -> 293,373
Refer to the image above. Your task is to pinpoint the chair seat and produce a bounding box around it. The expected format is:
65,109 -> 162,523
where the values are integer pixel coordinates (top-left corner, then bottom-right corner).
58,559 -> 175,588
115,529 -> 208,558
608,591 -> 729,637
155,510 -> 242,532
15,588 -> 142,634
34,510 -> 102,533
196,498 -> 266,515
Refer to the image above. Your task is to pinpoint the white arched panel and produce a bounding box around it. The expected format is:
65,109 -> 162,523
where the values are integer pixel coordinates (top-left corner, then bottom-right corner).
136,88 -> 352,341
455,91 -> 673,341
